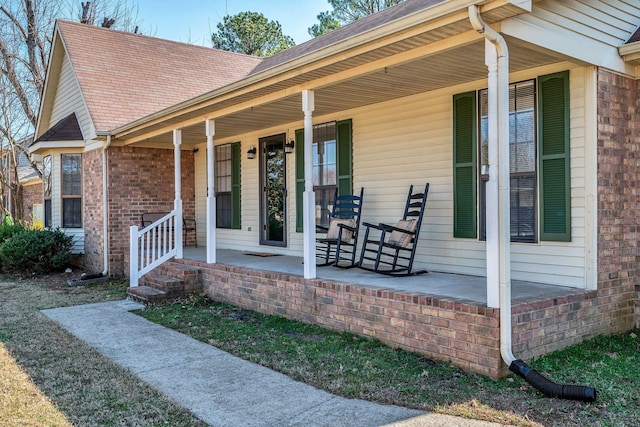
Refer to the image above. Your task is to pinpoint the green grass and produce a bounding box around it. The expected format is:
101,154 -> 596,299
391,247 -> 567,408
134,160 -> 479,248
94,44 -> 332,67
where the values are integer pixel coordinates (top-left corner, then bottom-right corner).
137,294 -> 640,427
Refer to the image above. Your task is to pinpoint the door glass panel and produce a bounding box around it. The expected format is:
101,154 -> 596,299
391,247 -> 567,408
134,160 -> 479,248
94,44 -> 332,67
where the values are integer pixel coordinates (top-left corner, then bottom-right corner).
260,135 -> 286,246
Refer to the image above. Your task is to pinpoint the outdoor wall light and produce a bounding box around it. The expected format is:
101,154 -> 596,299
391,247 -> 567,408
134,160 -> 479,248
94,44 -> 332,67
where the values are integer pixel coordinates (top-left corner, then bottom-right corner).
247,146 -> 257,159
284,141 -> 295,154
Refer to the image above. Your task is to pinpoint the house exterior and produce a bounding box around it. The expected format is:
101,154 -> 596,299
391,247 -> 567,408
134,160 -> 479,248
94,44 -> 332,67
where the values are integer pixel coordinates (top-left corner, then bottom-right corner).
32,0 -> 640,377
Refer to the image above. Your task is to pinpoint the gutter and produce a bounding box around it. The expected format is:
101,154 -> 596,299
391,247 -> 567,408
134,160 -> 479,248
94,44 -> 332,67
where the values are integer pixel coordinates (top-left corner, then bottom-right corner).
468,5 -> 596,402
101,132 -> 111,277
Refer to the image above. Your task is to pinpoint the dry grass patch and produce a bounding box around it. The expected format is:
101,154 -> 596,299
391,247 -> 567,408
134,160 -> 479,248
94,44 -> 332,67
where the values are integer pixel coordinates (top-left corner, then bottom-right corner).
0,273 -> 207,427
0,343 -> 71,427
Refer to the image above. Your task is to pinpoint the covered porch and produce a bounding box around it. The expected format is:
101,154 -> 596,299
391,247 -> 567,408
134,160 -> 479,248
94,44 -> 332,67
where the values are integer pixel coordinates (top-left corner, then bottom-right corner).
183,247 -> 585,306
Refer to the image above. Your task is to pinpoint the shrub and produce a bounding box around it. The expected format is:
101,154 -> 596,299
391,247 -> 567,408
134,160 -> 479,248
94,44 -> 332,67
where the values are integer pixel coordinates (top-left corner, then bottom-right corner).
0,229 -> 74,274
0,222 -> 26,246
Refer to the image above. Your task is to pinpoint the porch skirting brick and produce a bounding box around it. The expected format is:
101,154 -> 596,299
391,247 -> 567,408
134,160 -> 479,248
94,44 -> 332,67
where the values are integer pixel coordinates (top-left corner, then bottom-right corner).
176,259 -> 633,378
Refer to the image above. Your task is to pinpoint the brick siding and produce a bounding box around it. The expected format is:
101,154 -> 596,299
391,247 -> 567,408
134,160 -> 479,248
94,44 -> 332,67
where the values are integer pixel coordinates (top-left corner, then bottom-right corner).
21,182 -> 42,223
596,69 -> 639,333
83,148 -> 104,273
105,146 -> 195,276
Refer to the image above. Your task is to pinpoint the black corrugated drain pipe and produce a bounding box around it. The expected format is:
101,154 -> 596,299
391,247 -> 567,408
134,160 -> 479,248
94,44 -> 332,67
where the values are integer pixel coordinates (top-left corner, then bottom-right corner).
509,359 -> 597,402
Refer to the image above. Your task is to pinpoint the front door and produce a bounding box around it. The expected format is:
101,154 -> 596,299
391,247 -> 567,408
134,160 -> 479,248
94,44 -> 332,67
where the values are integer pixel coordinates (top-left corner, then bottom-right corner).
260,134 -> 287,246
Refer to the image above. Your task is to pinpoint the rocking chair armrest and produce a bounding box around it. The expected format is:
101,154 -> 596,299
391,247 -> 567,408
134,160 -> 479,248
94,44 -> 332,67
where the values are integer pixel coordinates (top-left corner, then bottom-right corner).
336,222 -> 356,232
362,221 -> 385,231
316,225 -> 329,233
378,222 -> 417,235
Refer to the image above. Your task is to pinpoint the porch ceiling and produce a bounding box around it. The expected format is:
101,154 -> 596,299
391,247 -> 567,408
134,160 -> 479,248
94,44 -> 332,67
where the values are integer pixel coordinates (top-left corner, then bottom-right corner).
117,3 -> 568,149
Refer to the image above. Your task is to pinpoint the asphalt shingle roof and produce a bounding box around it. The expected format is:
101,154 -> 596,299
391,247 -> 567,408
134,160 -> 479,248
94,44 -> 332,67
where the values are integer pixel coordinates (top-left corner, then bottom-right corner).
57,20 -> 263,131
628,27 -> 640,43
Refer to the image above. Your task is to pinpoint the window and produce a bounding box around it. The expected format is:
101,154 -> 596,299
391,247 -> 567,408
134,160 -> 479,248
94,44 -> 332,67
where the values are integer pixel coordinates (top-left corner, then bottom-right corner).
43,155 -> 52,228
480,80 -> 537,242
295,119 -> 352,232
453,71 -> 570,242
214,142 -> 241,229
312,123 -> 337,227
61,154 -> 82,228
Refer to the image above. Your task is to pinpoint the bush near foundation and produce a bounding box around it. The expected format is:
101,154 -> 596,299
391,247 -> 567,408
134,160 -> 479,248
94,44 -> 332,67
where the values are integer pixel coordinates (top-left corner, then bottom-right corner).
0,222 -> 26,246
0,229 -> 73,274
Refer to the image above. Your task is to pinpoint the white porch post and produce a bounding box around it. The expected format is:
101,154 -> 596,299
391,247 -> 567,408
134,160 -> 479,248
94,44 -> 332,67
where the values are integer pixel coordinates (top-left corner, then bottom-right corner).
174,129 -> 184,259
302,90 -> 316,279
206,119 -> 216,264
485,40 -> 499,308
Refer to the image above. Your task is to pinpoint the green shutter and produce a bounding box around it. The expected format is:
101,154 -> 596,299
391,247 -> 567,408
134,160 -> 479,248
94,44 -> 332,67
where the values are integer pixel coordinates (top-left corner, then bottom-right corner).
336,119 -> 353,196
231,142 -> 241,229
538,71 -> 570,241
453,92 -> 477,238
295,128 -> 304,232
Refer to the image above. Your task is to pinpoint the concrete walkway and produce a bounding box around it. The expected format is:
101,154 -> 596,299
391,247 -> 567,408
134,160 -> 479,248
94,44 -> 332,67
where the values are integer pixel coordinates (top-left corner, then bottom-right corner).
42,300 -> 508,427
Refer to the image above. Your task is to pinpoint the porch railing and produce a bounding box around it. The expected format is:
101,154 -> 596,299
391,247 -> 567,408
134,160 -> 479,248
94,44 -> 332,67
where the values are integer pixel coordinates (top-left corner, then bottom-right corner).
129,211 -> 178,287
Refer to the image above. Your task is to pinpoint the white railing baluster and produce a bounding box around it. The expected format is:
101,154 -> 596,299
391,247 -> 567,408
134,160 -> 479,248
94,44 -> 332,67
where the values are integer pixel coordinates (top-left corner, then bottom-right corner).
129,211 -> 179,286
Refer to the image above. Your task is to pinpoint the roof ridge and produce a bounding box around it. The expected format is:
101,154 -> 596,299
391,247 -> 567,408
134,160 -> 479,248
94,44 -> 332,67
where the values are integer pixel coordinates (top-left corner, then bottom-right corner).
55,19 -> 264,62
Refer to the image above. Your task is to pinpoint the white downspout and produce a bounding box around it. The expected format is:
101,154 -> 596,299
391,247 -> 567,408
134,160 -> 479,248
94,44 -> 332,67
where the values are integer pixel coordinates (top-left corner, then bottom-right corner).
468,5 -> 515,365
102,134 -> 112,277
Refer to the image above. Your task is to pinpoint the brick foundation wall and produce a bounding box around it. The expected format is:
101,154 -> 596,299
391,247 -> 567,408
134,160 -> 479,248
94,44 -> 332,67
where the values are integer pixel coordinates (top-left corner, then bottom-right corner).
21,182 -> 41,223
83,149 -> 104,273
596,69 -> 639,333
184,258 -> 633,377
181,260 -> 505,377
107,146 -> 195,276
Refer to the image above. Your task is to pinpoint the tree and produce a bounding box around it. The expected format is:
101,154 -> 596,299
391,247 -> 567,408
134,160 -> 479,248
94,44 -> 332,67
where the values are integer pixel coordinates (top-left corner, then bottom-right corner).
211,11 -> 295,57
0,0 -> 141,221
71,0 -> 141,32
308,11 -> 341,38
308,0 -> 407,37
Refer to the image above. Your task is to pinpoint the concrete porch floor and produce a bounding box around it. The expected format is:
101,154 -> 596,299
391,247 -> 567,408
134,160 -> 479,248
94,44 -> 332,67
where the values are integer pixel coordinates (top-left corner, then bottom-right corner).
182,247 -> 587,306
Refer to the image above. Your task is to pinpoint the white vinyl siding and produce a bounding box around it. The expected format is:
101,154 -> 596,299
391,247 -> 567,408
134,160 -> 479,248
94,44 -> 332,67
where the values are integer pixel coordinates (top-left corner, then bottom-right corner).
49,55 -> 92,139
502,0 -> 640,75
194,140 -> 259,251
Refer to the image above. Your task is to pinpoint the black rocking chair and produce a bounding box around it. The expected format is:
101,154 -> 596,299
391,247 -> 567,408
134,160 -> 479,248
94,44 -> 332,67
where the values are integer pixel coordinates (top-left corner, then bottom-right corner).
358,183 -> 429,276
316,187 -> 364,268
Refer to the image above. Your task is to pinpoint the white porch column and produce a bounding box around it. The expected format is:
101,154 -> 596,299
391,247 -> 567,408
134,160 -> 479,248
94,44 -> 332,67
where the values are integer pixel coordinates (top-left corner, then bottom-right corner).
174,129 -> 184,259
302,90 -> 316,279
206,119 -> 216,264
485,40 -> 499,308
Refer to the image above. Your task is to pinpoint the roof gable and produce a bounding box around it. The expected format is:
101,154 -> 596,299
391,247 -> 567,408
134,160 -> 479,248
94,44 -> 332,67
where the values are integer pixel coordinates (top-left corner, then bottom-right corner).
54,20 -> 263,132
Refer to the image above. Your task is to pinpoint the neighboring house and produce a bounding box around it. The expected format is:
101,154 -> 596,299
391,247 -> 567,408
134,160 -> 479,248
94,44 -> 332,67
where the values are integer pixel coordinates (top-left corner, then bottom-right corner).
0,138 -> 42,224
17,147 -> 43,225
32,0 -> 640,377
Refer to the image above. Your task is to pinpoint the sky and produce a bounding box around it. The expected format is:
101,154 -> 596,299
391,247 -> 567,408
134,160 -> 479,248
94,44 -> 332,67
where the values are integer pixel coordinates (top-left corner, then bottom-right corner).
135,0 -> 331,46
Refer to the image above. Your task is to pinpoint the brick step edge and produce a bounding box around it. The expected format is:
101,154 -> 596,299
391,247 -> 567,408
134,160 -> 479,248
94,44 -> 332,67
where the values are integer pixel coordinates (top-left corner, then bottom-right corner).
127,285 -> 170,304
